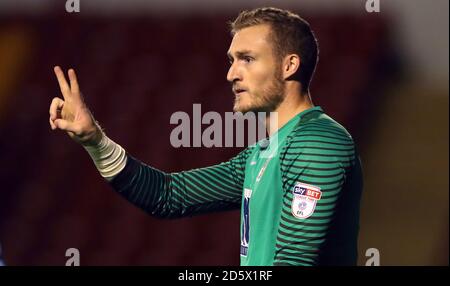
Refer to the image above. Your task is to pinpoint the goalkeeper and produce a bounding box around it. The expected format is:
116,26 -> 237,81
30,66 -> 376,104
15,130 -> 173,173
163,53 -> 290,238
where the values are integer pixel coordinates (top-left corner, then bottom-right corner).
49,7 -> 363,266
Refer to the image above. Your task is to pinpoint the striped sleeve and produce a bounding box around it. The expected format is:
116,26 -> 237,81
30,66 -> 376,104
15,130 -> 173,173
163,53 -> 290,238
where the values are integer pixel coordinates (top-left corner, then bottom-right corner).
274,119 -> 357,266
109,147 -> 253,218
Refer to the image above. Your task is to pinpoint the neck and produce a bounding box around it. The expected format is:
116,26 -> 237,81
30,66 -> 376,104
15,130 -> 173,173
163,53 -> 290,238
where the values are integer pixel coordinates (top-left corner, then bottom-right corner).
266,90 -> 314,136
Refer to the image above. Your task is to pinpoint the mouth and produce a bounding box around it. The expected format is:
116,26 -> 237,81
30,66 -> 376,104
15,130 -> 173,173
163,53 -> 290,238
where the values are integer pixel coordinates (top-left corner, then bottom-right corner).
233,88 -> 248,95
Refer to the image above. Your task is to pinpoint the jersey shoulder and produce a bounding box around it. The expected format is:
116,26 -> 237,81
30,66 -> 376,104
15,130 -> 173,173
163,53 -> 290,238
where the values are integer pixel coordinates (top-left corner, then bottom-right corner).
290,111 -> 355,145
282,111 -> 357,164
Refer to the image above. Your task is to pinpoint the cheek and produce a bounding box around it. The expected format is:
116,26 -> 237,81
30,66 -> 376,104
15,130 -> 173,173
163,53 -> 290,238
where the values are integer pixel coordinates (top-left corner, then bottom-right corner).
247,67 -> 276,92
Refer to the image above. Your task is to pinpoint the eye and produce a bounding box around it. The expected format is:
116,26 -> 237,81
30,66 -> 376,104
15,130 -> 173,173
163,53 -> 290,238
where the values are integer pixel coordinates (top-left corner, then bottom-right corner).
243,56 -> 253,63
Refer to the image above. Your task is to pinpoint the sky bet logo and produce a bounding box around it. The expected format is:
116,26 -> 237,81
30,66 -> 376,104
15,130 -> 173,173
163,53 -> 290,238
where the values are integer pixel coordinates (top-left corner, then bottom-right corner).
293,184 -> 322,200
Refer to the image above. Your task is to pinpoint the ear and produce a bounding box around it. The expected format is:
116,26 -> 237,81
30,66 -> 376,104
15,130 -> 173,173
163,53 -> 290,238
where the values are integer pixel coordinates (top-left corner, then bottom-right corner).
282,54 -> 300,80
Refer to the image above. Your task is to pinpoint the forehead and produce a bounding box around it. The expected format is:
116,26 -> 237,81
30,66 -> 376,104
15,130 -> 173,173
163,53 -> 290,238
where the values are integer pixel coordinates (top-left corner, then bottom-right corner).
227,24 -> 273,55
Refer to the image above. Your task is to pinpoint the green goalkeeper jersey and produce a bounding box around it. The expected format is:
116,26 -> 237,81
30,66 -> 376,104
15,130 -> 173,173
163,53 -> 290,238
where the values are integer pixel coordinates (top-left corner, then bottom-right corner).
240,108 -> 303,265
110,106 -> 363,266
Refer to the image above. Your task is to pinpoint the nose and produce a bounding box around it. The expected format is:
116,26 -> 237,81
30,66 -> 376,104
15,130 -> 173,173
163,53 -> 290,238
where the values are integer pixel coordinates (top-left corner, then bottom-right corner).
227,63 -> 241,83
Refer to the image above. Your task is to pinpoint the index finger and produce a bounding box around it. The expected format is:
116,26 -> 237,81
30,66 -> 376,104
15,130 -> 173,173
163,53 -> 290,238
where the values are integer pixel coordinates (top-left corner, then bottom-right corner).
54,66 -> 70,99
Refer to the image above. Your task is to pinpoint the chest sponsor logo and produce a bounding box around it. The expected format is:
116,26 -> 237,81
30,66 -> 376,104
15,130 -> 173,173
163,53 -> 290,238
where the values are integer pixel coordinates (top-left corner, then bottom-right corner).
291,182 -> 322,219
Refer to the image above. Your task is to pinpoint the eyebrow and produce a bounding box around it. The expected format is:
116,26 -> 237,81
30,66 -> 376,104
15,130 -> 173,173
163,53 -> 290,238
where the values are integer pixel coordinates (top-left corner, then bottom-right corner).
227,50 -> 254,60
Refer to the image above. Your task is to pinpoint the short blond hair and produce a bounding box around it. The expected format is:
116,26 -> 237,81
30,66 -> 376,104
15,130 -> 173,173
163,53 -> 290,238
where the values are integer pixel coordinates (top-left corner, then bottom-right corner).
230,7 -> 319,92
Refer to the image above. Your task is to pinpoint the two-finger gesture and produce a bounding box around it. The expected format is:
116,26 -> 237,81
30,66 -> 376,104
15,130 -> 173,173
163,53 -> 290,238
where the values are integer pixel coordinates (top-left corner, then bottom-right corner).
49,66 -> 102,145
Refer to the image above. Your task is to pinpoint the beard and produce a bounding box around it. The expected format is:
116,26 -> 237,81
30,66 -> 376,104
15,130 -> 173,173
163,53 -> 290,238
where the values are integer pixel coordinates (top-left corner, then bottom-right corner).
233,67 -> 286,114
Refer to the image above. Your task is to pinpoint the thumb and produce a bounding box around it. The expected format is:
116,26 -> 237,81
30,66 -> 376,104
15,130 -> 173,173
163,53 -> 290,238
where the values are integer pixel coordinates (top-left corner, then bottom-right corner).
54,119 -> 79,134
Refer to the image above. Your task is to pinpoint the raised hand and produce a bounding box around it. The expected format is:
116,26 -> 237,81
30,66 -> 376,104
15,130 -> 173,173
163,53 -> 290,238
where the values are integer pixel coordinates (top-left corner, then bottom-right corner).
49,66 -> 103,146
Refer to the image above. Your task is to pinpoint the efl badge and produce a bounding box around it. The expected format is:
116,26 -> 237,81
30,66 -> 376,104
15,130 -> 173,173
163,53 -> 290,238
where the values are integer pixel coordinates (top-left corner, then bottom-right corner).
291,182 -> 322,219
